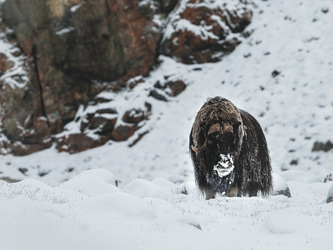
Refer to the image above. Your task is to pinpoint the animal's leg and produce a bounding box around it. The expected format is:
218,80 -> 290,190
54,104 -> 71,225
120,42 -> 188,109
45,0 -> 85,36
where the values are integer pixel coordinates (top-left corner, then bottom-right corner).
227,186 -> 238,197
204,188 -> 215,200
248,183 -> 258,197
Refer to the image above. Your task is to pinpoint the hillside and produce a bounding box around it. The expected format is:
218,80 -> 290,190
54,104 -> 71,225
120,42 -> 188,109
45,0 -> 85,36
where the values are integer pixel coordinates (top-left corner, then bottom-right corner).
0,0 -> 333,249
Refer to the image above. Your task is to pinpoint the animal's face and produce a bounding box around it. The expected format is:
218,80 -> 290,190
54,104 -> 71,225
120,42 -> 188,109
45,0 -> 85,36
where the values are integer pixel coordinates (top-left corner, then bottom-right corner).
192,121 -> 241,194
207,122 -> 237,153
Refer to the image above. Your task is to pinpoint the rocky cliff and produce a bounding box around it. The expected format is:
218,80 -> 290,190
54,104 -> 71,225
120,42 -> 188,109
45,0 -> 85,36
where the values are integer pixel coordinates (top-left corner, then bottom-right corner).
0,0 -> 252,155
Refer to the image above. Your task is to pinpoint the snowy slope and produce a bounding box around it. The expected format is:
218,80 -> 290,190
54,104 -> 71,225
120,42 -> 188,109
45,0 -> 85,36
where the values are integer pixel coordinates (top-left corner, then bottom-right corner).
0,0 -> 333,249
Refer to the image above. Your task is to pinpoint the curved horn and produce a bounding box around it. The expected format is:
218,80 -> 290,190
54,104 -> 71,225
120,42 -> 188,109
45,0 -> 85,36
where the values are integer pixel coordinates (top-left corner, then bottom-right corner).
191,137 -> 208,153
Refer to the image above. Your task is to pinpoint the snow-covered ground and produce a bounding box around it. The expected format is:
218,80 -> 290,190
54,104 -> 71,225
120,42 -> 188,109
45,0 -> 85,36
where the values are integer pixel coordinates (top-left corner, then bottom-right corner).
1,169 -> 332,250
1,0 -> 333,249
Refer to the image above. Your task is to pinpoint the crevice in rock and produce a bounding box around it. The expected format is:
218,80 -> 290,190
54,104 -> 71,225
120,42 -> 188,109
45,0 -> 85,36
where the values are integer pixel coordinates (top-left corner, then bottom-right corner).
31,45 -> 50,127
104,0 -> 111,16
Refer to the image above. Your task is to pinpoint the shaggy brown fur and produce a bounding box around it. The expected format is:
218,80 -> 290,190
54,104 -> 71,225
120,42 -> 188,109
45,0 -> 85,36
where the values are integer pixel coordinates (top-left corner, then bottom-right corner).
189,97 -> 272,199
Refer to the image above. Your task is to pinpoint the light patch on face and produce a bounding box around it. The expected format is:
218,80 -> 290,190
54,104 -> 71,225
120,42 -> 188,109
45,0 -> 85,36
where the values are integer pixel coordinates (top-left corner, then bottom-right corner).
213,153 -> 234,177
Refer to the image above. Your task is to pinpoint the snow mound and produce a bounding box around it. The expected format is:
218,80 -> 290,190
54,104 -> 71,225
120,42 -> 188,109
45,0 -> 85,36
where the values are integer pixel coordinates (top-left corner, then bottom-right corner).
265,211 -> 295,234
1,168 -> 333,249
271,173 -> 291,197
60,169 -> 119,196
124,178 -> 176,199
279,170 -> 321,184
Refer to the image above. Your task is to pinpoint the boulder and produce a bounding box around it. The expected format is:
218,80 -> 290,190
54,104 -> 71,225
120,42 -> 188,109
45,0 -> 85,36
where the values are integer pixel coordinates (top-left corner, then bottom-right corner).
161,0 -> 252,64
312,140 -> 333,152
56,133 -> 108,154
110,102 -> 152,142
80,108 -> 118,135
123,109 -> 147,124
149,89 -> 169,102
111,125 -> 137,142
324,173 -> 333,183
122,103 -> 152,124
158,0 -> 179,14
85,115 -> 117,135
155,79 -> 187,97
7,141 -> 52,156
0,53 -> 14,72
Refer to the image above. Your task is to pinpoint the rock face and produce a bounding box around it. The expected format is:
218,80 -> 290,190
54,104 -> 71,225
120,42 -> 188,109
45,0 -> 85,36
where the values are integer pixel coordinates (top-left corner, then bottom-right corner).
0,0 -> 162,154
161,0 -> 252,64
0,10 -> 50,155
0,0 -> 253,155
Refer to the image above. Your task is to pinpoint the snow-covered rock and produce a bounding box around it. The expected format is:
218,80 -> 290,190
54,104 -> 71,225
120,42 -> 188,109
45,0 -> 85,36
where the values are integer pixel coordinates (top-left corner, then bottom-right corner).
324,173 -> 333,183
271,173 -> 291,197
161,0 -> 252,63
327,184 -> 333,203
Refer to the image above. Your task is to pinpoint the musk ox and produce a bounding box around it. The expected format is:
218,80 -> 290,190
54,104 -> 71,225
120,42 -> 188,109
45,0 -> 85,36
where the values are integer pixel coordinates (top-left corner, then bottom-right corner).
189,97 -> 272,199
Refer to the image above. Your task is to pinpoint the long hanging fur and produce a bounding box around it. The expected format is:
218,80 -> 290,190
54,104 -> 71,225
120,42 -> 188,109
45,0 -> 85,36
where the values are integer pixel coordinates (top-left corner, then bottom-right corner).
189,97 -> 272,199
